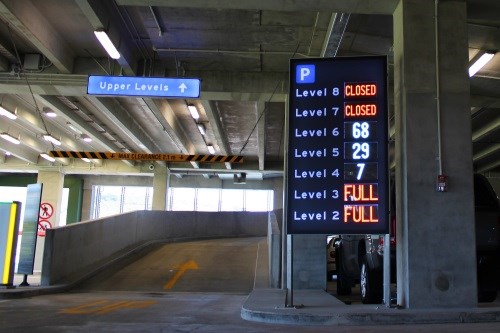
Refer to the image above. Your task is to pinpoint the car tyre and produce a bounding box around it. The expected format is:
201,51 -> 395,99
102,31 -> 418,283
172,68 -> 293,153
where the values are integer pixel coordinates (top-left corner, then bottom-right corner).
327,269 -> 334,282
335,246 -> 352,296
360,255 -> 383,304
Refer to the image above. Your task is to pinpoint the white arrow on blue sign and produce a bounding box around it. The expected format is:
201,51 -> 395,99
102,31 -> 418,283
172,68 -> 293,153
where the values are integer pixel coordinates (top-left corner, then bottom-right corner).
87,75 -> 201,98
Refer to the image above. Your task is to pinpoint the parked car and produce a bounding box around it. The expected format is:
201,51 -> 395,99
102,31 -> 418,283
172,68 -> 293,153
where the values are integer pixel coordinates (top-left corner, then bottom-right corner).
335,174 -> 499,304
474,173 -> 500,302
326,236 -> 339,281
335,227 -> 396,304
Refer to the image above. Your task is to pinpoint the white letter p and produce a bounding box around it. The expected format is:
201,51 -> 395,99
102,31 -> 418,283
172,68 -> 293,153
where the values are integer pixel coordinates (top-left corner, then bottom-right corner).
300,68 -> 311,81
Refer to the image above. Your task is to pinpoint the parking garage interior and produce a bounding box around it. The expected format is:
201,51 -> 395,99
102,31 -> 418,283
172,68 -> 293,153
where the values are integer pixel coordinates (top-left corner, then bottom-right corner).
0,0 -> 500,331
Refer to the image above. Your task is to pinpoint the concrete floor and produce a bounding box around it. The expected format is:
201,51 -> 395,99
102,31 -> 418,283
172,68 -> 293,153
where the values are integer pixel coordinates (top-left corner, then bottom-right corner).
1,237 -> 499,332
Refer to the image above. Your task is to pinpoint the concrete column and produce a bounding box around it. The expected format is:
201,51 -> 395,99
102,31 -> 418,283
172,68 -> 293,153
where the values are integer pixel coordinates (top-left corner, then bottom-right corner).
152,165 -> 169,210
272,178 -> 284,210
393,0 -> 476,308
36,170 -> 64,272
81,181 -> 92,221
37,170 -> 65,227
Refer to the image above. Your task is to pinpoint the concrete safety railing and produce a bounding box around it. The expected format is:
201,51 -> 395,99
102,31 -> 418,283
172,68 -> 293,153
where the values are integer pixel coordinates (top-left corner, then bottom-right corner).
41,210 -> 269,286
267,210 -> 281,288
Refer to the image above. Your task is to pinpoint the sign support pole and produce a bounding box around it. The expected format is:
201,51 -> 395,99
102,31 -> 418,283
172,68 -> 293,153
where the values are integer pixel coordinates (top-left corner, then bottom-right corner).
19,274 -> 29,287
383,233 -> 391,307
285,234 -> 294,307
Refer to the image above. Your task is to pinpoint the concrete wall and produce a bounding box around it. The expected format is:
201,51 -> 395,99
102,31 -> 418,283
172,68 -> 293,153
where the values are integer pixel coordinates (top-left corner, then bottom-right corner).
41,210 -> 269,285
267,211 -> 281,288
80,174 -> 284,221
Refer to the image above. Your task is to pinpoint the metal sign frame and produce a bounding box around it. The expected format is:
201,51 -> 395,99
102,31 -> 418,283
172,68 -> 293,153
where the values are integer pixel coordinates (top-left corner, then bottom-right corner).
17,183 -> 43,275
286,56 -> 389,235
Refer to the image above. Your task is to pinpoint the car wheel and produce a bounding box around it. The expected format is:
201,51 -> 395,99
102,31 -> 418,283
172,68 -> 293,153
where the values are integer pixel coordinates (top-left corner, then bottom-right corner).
336,247 -> 351,296
360,256 -> 383,304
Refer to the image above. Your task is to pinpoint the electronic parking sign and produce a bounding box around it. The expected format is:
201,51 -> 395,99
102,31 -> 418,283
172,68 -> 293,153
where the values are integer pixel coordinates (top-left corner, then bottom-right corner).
287,56 -> 389,234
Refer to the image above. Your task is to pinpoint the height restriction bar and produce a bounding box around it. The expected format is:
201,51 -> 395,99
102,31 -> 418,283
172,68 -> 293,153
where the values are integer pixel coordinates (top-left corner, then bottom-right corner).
49,151 -> 244,163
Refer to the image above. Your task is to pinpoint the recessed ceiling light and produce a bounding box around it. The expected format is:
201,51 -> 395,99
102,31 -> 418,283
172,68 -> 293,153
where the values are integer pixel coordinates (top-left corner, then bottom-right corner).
0,106 -> 17,120
67,123 -> 83,134
43,134 -> 61,146
197,123 -> 206,135
43,108 -> 57,118
40,153 -> 55,162
188,104 -> 200,120
469,51 -> 496,77
94,29 -> 121,59
207,144 -> 215,154
0,133 -> 20,145
81,134 -> 92,142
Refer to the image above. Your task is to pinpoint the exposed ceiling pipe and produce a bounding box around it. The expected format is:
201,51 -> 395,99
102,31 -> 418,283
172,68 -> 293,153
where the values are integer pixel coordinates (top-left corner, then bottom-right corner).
153,47 -> 309,58
307,12 -> 320,56
149,6 -> 163,37
320,13 -> 350,58
434,0 -> 443,175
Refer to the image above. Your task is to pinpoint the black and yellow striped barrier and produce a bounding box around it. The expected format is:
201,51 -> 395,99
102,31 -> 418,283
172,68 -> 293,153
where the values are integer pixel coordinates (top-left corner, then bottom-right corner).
49,151 -> 244,163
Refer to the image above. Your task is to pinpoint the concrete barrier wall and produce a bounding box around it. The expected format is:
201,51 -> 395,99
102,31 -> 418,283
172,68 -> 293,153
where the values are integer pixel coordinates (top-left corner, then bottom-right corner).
267,211 -> 281,288
41,211 -> 269,286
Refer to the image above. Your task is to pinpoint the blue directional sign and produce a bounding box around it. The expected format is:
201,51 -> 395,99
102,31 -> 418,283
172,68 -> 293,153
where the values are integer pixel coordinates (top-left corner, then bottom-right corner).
87,75 -> 201,98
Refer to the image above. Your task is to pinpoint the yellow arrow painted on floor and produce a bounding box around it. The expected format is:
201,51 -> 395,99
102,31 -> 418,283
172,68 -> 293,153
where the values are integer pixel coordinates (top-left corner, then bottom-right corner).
164,260 -> 199,289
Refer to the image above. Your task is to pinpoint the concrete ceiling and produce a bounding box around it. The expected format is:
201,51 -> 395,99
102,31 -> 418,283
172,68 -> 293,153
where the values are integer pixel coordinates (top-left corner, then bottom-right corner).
0,0 -> 498,178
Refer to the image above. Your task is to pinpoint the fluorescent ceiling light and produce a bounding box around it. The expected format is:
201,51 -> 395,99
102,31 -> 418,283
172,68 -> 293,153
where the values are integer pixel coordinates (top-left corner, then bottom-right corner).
67,123 -> 83,135
197,123 -> 206,135
469,51 -> 495,77
43,109 -> 57,118
188,104 -> 200,120
0,106 -> 16,120
43,134 -> 61,146
0,133 -> 20,144
207,144 -> 215,154
40,153 -> 55,162
94,29 -> 121,60
81,157 -> 91,163
81,134 -> 92,142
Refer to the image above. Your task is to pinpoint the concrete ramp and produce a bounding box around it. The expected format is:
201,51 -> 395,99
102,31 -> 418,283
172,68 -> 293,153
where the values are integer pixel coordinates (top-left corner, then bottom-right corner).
77,237 -> 268,293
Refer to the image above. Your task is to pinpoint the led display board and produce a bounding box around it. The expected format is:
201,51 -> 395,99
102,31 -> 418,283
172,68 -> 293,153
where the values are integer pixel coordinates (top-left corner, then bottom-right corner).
87,75 -> 201,98
287,56 -> 389,234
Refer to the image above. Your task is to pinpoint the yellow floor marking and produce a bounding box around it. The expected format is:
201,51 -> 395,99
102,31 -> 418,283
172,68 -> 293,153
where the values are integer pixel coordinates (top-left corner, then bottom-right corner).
95,300 -> 157,314
164,260 -> 199,289
60,300 -> 109,314
60,300 -> 157,315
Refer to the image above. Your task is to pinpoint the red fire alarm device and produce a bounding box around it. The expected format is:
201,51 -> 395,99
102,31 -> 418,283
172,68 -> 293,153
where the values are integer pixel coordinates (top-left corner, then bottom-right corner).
437,175 -> 448,192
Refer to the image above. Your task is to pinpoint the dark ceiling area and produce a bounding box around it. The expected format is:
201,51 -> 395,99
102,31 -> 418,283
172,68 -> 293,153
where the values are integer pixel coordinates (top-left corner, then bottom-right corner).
0,0 -> 498,177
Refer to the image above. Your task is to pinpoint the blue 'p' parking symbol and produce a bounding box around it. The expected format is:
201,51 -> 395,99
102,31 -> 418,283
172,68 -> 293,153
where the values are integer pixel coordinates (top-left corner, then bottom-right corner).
296,64 -> 315,83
